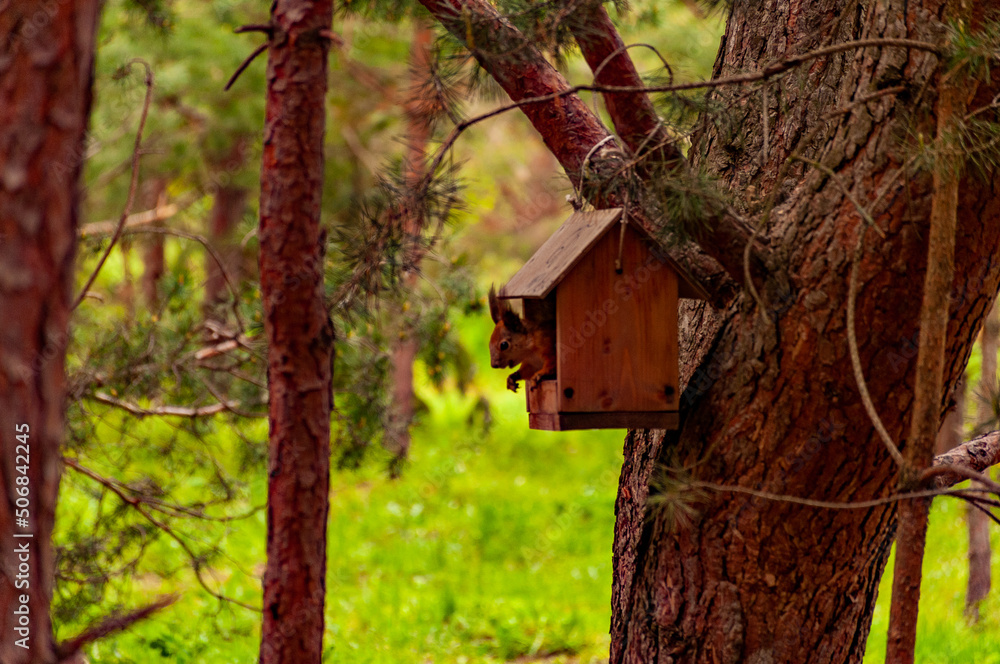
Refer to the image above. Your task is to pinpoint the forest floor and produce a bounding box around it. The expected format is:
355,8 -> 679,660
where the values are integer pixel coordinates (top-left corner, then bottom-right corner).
64,314 -> 1000,664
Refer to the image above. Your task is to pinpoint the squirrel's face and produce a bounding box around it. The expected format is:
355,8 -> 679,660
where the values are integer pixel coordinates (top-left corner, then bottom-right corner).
488,286 -> 527,369
489,325 -> 519,369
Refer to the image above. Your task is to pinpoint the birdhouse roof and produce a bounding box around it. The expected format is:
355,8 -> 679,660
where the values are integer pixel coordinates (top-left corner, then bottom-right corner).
499,208 -> 709,301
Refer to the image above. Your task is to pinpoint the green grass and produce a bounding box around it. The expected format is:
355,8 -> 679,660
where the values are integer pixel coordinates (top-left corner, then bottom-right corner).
864,488 -> 1000,663
65,315 -> 1000,663
70,314 -> 624,664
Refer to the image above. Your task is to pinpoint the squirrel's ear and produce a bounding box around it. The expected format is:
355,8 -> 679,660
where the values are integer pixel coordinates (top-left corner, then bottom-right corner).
502,309 -> 525,333
488,285 -> 501,323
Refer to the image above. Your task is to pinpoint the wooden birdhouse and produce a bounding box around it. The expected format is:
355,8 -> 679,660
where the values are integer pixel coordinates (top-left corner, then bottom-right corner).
498,208 -> 708,431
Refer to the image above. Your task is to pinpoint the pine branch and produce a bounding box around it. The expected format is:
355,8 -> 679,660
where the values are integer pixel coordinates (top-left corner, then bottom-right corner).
419,0 -> 763,303
565,0 -> 681,163
72,59 -> 154,310
56,595 -> 177,661
63,456 -> 262,611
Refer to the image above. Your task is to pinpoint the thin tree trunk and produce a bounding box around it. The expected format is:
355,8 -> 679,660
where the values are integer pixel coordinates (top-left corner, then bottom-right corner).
140,179 -> 167,307
968,302 -> 997,621
934,377 -> 964,457
886,3 -> 969,656
386,19 -> 433,472
0,2 -> 101,663
257,1 -> 335,663
204,185 -> 247,310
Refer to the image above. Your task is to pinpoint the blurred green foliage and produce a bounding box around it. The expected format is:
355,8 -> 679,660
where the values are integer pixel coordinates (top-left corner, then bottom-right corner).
53,0 -> 1000,662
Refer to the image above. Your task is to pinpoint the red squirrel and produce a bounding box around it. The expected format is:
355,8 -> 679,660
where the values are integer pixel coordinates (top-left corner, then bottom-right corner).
488,286 -> 556,392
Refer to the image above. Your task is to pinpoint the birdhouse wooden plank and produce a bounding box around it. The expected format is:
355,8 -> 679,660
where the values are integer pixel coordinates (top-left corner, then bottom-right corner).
501,208 -> 623,298
497,208 -> 706,431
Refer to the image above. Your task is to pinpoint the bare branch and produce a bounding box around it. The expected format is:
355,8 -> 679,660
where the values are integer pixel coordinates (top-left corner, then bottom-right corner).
78,203 -> 178,238
225,42 -> 269,92
930,430 -> 1000,488
56,595 -> 177,660
833,152 -> 907,469
72,60 -> 154,310
89,391 -> 242,418
688,480 -> 993,510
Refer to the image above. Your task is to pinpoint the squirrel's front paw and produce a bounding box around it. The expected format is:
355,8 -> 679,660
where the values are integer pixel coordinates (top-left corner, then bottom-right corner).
506,375 -> 521,392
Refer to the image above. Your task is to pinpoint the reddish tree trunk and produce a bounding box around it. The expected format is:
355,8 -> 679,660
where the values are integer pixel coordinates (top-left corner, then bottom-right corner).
257,1 -> 335,663
204,185 -> 247,309
613,3 -> 1000,662
934,379 -> 963,457
886,7 -> 967,653
968,303 -> 997,621
140,179 -> 167,307
0,2 -> 100,663
421,0 -> 1000,661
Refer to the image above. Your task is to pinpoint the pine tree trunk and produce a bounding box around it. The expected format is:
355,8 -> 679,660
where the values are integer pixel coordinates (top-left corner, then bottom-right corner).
968,302 -> 997,621
611,3 -> 1000,662
0,2 -> 101,662
257,1 -> 335,662
204,185 -> 247,309
419,0 -> 1000,659
140,179 -> 167,307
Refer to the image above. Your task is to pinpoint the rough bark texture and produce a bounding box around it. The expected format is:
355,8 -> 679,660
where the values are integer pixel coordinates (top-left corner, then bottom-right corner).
257,1 -> 335,663
419,0 -> 1000,660
0,1 -> 100,662
933,429 -> 1000,484
610,2 -> 1000,662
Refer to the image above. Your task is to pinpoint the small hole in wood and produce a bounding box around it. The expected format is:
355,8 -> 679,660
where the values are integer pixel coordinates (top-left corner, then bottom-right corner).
664,385 -> 676,398
564,387 -> 574,399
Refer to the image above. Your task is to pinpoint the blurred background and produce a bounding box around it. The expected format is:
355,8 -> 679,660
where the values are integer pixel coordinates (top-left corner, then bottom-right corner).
60,1 -> 1000,661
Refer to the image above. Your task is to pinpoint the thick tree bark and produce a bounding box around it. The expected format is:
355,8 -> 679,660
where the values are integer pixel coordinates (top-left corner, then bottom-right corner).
422,0 -> 1000,660
0,2 -> 100,663
611,3 -> 1000,663
257,1 -> 335,663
